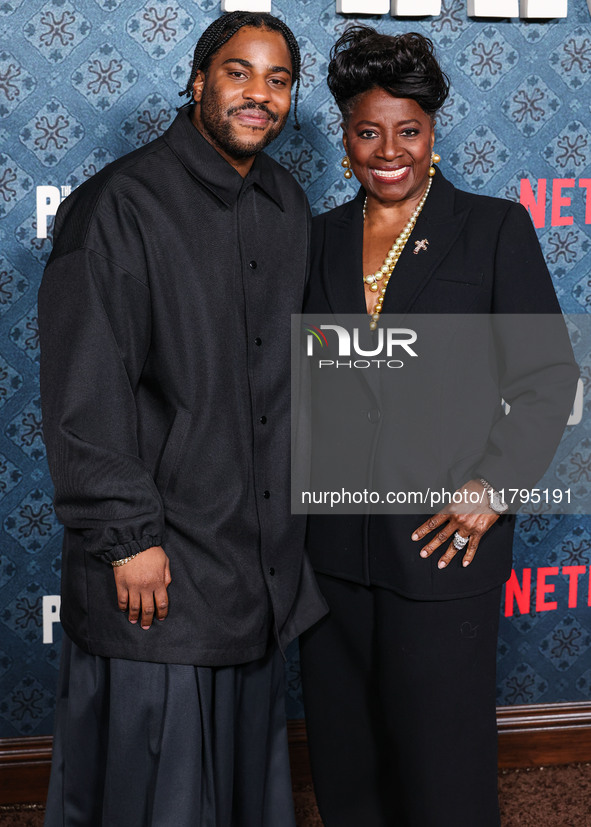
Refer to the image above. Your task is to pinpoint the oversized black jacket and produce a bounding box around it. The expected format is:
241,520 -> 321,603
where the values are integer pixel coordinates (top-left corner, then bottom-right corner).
39,109 -> 326,665
303,172 -> 579,600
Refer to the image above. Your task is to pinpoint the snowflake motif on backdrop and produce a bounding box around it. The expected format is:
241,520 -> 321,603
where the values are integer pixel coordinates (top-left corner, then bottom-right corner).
0,455 -> 21,502
0,672 -> 54,735
572,270 -> 591,310
311,100 -> 342,143
13,597 -> 41,633
0,584 -> 43,643
120,93 -> 172,147
20,98 -> 84,167
15,213 -> 53,265
72,44 -> 138,112
318,8 -> 354,40
298,36 -> 328,98
0,152 -> 32,218
434,91 -> 470,141
278,135 -> 328,187
556,437 -> 591,487
0,355 -> 22,408
555,441 -> 591,512
10,305 -> 39,363
6,396 -> 45,462
550,29 -> 591,91
23,1 -> 91,64
540,615 -> 591,671
497,663 -> 548,705
449,124 -> 509,189
501,169 -> 534,204
4,489 -> 59,553
66,147 -> 115,189
544,121 -> 591,177
515,512 -> 563,547
456,27 -> 518,91
310,178 -> 355,217
502,75 -> 560,138
0,255 -> 27,315
560,533 -> 591,566
428,0 -> 466,48
0,59 -> 20,100
127,2 -> 194,60
0,52 -> 35,118
542,226 -> 590,280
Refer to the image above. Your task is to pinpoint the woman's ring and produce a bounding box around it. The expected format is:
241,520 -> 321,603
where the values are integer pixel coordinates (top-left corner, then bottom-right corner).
452,532 -> 469,550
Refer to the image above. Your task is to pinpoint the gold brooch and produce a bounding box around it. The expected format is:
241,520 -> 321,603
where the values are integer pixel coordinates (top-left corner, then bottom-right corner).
414,239 -> 429,255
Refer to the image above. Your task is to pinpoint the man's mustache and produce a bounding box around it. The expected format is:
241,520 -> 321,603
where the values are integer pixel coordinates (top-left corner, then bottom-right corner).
227,101 -> 279,123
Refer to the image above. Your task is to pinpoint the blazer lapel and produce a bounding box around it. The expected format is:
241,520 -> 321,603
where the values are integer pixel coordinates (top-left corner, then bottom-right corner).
380,171 -> 471,315
319,189 -> 382,402
323,188 -> 366,316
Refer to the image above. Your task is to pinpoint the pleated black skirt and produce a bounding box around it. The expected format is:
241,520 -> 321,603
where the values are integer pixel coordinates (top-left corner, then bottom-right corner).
44,634 -> 295,827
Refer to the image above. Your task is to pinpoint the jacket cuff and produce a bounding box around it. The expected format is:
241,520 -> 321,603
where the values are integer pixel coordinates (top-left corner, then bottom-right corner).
96,534 -> 163,565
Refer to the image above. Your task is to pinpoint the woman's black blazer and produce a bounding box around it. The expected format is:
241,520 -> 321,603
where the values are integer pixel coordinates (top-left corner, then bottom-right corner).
303,170 -> 579,600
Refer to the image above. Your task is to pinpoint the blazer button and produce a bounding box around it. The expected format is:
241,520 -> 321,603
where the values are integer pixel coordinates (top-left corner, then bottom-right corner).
255,337 -> 262,346
249,260 -> 257,269
367,409 -> 381,424
269,567 -> 275,576
260,416 -> 267,424
263,490 -> 270,499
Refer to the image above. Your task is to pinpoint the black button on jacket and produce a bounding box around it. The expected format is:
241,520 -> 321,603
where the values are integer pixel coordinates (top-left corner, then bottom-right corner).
39,110 -> 327,666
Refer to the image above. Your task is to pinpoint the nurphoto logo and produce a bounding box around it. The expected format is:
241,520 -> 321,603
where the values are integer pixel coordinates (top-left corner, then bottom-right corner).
304,323 -> 418,369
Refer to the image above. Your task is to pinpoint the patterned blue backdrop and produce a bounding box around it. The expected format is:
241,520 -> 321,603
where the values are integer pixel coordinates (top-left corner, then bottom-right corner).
1,0 -> 591,736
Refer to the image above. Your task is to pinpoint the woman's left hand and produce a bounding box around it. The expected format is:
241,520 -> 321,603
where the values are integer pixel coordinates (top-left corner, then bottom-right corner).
411,479 -> 499,569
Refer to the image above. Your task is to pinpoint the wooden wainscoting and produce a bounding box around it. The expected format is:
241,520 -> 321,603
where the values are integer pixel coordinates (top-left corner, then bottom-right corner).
496,702 -> 591,768
1,703 -> 591,805
0,735 -> 52,806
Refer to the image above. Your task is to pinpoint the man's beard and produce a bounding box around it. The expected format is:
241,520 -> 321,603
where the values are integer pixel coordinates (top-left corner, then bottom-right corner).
199,86 -> 288,160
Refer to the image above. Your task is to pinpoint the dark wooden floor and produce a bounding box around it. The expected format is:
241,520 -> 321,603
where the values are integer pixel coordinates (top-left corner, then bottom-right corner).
2,764 -> 590,826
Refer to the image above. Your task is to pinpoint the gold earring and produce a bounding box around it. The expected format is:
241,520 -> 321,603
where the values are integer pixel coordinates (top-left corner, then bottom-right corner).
429,152 -> 441,178
341,156 -> 353,179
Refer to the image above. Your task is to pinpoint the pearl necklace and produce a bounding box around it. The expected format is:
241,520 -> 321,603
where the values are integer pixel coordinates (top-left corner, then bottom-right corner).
363,178 -> 432,331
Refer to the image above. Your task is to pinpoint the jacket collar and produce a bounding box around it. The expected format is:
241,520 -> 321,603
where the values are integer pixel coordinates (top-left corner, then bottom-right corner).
163,107 -> 285,211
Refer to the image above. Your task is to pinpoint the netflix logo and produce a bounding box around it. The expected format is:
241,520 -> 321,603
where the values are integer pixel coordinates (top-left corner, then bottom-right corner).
504,565 -> 591,617
520,178 -> 591,229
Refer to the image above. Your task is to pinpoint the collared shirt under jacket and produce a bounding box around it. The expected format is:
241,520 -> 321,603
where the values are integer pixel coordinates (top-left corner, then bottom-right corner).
39,109 -> 326,666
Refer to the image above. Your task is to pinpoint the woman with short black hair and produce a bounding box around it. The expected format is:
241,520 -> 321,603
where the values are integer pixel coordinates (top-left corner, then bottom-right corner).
299,25 -> 577,826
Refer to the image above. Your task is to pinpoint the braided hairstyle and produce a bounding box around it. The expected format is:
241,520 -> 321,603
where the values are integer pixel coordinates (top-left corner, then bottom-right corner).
180,12 -> 302,129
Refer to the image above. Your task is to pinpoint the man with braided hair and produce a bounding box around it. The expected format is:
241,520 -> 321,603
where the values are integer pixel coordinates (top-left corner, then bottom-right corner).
40,11 -> 326,826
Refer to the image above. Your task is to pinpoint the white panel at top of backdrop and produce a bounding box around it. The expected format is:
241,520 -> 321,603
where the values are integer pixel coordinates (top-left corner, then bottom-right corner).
337,0 -> 390,12
390,0 -> 441,14
221,0 -> 272,11
467,0 -> 519,15
519,0 -> 568,17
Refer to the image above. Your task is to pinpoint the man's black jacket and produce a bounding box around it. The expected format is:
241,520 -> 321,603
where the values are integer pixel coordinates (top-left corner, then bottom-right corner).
39,109 -> 326,665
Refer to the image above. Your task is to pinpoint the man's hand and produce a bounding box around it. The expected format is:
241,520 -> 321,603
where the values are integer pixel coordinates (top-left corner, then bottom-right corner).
113,545 -> 171,629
